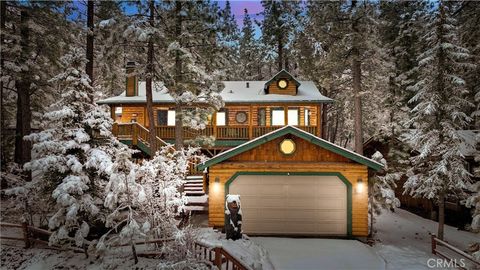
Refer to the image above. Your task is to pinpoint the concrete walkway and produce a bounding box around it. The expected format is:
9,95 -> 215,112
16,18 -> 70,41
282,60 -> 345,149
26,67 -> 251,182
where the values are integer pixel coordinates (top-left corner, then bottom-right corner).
253,237 -> 386,270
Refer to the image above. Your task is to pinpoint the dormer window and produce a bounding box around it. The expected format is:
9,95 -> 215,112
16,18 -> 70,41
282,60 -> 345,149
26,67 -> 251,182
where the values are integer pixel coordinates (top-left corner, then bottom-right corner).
278,79 -> 288,89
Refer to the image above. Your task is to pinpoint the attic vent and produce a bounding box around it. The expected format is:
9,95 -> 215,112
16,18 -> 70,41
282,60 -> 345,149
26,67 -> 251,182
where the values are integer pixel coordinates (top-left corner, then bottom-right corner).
246,82 -> 250,88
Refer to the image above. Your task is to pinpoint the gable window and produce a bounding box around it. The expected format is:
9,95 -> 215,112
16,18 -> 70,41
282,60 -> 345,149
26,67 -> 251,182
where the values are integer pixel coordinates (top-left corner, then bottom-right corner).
216,110 -> 227,126
157,109 -> 176,126
288,108 -> 299,126
258,108 -> 266,126
271,108 -> 285,126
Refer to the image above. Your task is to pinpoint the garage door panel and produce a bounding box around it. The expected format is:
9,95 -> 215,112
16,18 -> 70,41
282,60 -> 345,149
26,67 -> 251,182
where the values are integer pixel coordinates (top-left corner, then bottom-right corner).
230,175 -> 347,235
317,198 -> 346,209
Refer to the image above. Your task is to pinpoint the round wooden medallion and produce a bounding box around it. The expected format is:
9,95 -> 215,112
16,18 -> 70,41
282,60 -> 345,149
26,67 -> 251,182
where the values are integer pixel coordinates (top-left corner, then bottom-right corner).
236,111 -> 247,124
278,79 -> 288,89
279,139 -> 296,155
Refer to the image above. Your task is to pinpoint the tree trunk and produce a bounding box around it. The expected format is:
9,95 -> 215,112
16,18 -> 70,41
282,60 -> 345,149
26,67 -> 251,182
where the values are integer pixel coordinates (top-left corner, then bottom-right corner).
14,10 -> 32,166
437,191 -> 445,240
86,0 -> 94,102
145,0 -> 157,154
277,36 -> 283,71
174,1 -> 183,149
131,243 -> 138,264
351,1 -> 363,155
1,0 -> 6,166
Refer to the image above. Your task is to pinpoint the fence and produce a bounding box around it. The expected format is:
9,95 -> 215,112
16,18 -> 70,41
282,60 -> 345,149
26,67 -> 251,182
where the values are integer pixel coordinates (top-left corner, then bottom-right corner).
431,234 -> 480,270
0,222 -> 249,269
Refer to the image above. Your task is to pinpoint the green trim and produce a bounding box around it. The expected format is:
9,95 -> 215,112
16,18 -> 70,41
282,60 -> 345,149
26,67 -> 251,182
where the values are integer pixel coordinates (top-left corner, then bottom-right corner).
119,139 -> 132,146
136,140 -> 151,156
198,126 -> 383,171
224,171 -> 353,236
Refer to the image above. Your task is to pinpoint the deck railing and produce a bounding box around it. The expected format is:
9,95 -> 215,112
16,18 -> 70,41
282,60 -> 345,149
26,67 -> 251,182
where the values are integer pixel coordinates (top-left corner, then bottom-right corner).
138,124 -> 318,141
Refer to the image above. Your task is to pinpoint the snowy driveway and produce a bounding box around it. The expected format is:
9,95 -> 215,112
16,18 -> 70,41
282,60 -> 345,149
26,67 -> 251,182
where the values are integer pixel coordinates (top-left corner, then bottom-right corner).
253,237 -> 385,270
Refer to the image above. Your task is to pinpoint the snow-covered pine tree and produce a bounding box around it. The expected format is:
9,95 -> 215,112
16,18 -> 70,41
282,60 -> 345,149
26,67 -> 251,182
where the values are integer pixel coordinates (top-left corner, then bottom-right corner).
403,2 -> 476,240
24,48 -> 120,249
218,0 -> 240,80
239,9 -> 261,80
98,148 -> 148,263
369,151 -> 400,236
137,146 -> 200,239
259,0 -> 301,72
159,1 -> 225,148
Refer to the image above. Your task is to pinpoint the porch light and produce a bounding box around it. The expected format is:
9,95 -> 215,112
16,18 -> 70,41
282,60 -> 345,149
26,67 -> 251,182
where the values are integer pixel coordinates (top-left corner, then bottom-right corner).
212,177 -> 221,194
356,178 -> 364,193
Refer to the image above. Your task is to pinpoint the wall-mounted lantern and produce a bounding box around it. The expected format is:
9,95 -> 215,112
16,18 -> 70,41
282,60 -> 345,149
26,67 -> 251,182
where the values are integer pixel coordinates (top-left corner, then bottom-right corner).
356,178 -> 364,194
212,177 -> 221,194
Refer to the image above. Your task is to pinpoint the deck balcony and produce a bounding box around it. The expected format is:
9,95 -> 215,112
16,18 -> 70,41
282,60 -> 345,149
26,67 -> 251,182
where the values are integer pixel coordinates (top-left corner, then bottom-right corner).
112,122 -> 319,149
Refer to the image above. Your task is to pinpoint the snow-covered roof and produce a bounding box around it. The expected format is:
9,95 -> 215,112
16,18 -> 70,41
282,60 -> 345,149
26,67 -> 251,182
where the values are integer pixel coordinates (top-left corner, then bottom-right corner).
97,80 -> 333,105
198,125 -> 384,171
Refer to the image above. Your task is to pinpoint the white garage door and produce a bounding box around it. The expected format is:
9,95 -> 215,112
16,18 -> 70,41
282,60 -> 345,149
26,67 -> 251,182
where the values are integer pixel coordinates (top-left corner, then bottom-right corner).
229,175 -> 347,235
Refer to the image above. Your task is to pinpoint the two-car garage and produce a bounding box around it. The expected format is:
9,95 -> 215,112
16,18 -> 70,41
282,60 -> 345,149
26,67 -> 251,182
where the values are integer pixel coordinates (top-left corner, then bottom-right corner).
229,174 -> 349,235
199,126 -> 383,237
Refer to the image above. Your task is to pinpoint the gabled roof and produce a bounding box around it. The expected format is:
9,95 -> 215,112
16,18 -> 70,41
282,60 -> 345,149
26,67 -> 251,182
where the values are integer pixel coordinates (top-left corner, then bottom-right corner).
198,126 -> 384,171
97,80 -> 333,105
264,69 -> 301,91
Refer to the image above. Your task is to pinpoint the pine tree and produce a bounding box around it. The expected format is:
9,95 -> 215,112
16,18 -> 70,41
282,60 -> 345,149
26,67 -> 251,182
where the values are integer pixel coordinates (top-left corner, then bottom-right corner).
98,148 -> 148,264
218,0 -> 240,80
239,9 -> 261,80
403,2 -> 476,240
369,151 -> 400,236
24,48 -> 119,249
259,0 -> 301,72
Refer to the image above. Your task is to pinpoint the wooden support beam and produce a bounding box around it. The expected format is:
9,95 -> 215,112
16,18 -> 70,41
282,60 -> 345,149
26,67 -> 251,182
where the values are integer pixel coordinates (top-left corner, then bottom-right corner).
249,105 -> 253,139
317,104 -> 322,137
284,106 -> 288,126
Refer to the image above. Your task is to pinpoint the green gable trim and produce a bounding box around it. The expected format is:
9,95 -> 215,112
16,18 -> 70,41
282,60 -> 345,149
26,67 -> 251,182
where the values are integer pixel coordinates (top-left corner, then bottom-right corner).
224,171 -> 352,237
198,126 -> 383,171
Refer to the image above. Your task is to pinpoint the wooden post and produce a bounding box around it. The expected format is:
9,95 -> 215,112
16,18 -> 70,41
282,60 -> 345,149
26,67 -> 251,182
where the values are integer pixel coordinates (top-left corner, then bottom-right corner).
284,106 -> 288,126
110,105 -> 115,120
213,113 -> 217,138
132,123 -> 138,146
249,105 -> 253,139
214,247 -> 222,269
202,171 -> 207,193
316,105 -> 322,137
22,222 -> 30,248
112,123 -> 118,136
431,234 -> 436,255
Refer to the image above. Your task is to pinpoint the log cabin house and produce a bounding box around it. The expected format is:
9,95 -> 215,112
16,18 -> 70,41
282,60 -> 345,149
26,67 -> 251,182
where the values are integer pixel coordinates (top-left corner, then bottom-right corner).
98,66 -> 384,237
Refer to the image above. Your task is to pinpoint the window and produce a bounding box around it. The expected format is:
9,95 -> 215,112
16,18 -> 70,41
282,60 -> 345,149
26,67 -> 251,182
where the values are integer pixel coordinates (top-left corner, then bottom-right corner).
157,110 -> 175,126
304,108 -> 310,126
258,108 -> 266,126
167,110 -> 175,126
288,108 -> 299,125
157,110 -> 168,126
271,108 -> 285,126
216,111 -> 227,126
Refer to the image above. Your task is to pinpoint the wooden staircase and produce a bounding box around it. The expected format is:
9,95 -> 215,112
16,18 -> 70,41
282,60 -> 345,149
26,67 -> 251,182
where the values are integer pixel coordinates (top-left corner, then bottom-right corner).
184,175 -> 208,213
112,122 -> 168,156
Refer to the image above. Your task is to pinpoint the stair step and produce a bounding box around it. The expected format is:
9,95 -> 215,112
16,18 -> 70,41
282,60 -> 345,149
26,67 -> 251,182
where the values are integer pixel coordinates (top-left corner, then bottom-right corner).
184,205 -> 208,212
185,191 -> 206,196
185,183 -> 203,187
186,176 -> 203,180
185,187 -> 203,191
185,179 -> 203,183
186,202 -> 209,206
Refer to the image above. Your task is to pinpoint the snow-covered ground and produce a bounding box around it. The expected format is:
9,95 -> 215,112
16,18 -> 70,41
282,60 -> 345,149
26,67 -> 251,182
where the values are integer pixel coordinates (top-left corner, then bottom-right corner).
252,237 -> 385,270
373,208 -> 480,270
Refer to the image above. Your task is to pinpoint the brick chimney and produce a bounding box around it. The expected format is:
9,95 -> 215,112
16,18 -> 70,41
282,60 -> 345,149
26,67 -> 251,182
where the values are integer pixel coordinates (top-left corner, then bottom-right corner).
126,61 -> 137,96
